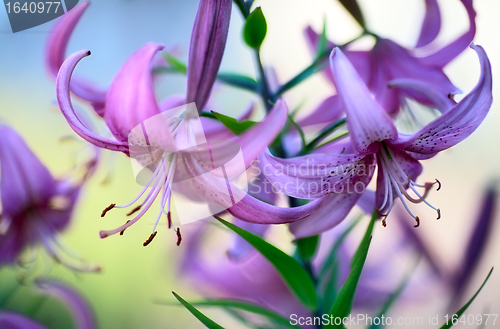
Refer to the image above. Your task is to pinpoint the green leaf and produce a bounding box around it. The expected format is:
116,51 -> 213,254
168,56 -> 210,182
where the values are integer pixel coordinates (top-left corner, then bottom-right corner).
172,292 -> 224,329
166,299 -> 299,329
211,111 -> 257,135
338,0 -> 366,29
287,115 -> 307,150
162,53 -> 187,73
326,218 -> 374,328
350,210 -> 376,268
297,118 -> 347,156
297,235 -> 320,262
217,72 -> 259,92
316,18 -> 328,59
439,268 -> 494,329
243,7 -> 267,49
214,216 -> 319,311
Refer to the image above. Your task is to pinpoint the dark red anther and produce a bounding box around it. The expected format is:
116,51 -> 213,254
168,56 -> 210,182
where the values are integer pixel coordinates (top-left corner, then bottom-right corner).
382,219 -> 387,227
435,179 -> 442,191
143,231 -> 157,246
436,209 -> 441,220
126,205 -> 142,216
414,217 -> 420,228
176,228 -> 182,246
101,204 -> 116,217
167,212 -> 172,229
120,220 -> 131,235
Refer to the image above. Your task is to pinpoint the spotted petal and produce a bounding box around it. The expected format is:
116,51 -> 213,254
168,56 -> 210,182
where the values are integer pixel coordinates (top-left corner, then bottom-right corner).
330,48 -> 398,154
391,44 -> 492,154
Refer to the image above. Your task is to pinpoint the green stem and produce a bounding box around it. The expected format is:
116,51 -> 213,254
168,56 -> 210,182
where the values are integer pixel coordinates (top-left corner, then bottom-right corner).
232,0 -> 249,18
254,50 -> 273,112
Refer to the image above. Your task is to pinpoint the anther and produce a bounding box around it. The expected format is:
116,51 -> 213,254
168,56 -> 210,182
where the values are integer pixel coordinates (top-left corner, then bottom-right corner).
143,231 -> 157,246
176,228 -> 182,246
126,205 -> 142,216
435,179 -> 442,191
120,220 -> 130,235
436,209 -> 441,220
167,212 -> 172,229
382,219 -> 387,227
101,204 -> 116,217
414,216 -> 420,228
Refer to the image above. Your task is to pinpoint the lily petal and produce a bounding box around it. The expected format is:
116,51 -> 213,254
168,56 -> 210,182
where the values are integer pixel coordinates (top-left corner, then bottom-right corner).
289,191 -> 366,238
388,78 -> 456,113
330,48 -> 398,153
416,0 -> 441,48
259,150 -> 376,199
36,280 -> 96,329
56,50 -> 129,153
0,311 -> 47,329
0,125 -> 56,217
298,95 -> 344,127
186,0 -> 232,112
105,42 -> 165,143
46,1 -> 106,116
392,44 -> 492,154
419,0 -> 476,67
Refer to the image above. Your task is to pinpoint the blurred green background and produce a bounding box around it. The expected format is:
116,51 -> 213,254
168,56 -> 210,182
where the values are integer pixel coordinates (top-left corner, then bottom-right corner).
0,0 -> 499,328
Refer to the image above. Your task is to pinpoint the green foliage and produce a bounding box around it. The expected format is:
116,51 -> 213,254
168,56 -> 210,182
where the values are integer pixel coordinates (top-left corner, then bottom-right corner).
172,292 -> 225,329
297,235 -> 320,262
338,0 -> 366,29
214,216 -> 319,311
243,7 -> 267,49
211,111 -> 257,135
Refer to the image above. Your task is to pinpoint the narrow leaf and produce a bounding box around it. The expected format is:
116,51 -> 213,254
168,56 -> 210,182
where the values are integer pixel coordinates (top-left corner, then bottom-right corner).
211,111 -> 257,135
215,216 -> 319,311
163,299 -> 298,329
350,210 -> 376,268
243,7 -> 267,49
338,0 -> 366,29
217,72 -> 259,92
326,236 -> 372,328
297,235 -> 320,262
163,53 -> 187,73
439,268 -> 494,329
172,292 -> 224,329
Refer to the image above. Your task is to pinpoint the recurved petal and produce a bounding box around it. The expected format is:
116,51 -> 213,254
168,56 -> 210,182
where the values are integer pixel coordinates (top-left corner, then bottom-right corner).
259,150 -> 376,199
298,95 -> 344,127
419,0 -> 476,68
330,48 -> 398,154
391,44 -> 492,154
388,78 -> 456,113
289,192 -> 365,238
46,1 -> 106,116
186,0 -> 232,112
56,50 -> 130,154
416,0 -> 441,48
0,125 -> 56,217
36,280 -> 96,329
0,311 -> 48,329
105,42 -> 165,143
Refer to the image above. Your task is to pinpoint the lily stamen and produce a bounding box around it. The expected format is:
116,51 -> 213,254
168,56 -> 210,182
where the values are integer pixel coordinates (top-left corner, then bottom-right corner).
143,231 -> 157,247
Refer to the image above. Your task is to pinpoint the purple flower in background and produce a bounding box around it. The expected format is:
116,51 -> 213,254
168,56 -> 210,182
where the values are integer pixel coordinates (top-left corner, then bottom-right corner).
261,44 -> 492,238
0,125 -> 98,272
300,0 -> 476,126
0,279 -> 96,329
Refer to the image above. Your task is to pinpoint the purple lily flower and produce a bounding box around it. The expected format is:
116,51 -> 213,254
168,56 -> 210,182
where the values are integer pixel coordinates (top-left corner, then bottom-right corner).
260,44 -> 492,238
56,1 -> 328,245
301,0 -> 475,124
0,125 -> 98,272
0,280 -> 96,329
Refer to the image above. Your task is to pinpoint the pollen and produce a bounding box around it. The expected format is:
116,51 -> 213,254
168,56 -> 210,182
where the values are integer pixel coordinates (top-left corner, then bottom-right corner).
143,231 -> 157,246
101,204 -> 116,217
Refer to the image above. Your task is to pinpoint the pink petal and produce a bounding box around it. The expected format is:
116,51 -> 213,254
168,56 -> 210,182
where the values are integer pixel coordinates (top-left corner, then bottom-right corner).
0,311 -> 47,329
46,1 -> 106,116
392,44 -> 492,154
298,95 -> 344,127
330,48 -> 398,153
416,0 -> 441,48
56,50 -> 129,153
186,0 -> 232,112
